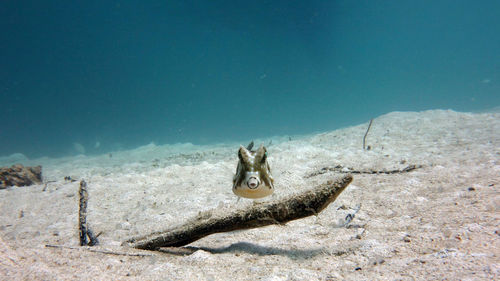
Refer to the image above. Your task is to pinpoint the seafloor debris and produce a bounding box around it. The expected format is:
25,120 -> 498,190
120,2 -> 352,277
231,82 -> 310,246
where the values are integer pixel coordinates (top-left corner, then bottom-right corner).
126,175 -> 353,250
79,180 -> 99,246
0,164 -> 42,188
363,118 -> 374,150
306,164 -> 422,178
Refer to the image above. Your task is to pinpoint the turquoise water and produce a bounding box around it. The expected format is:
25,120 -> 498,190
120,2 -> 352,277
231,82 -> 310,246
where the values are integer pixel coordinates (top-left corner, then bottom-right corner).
1,0 -> 499,158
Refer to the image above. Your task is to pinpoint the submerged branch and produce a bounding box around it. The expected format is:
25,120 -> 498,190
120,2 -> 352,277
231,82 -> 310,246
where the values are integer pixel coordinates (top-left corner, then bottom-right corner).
363,119 -> 373,150
306,164 -> 422,178
125,175 -> 353,250
45,244 -> 152,257
78,180 -> 99,246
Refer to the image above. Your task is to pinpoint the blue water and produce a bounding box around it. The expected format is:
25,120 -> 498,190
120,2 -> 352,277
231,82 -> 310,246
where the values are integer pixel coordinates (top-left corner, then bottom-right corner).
1,0 -> 499,158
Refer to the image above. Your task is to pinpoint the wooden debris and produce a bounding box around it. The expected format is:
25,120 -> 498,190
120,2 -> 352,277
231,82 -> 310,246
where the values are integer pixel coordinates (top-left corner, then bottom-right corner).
45,244 -> 152,257
78,180 -> 99,246
363,119 -> 373,150
42,180 -> 56,192
306,164 -> 422,178
125,175 -> 353,250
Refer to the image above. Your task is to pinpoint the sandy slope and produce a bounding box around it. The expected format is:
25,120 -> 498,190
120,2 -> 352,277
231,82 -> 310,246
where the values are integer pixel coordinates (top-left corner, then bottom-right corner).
0,109 -> 498,280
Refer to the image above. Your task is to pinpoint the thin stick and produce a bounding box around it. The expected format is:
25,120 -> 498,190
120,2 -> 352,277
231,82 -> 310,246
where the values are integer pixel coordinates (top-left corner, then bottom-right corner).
78,180 -> 99,246
86,228 -> 99,246
79,180 -> 89,246
363,119 -> 373,150
306,164 -> 421,178
42,180 -> 56,192
45,244 -> 152,257
126,175 -> 353,250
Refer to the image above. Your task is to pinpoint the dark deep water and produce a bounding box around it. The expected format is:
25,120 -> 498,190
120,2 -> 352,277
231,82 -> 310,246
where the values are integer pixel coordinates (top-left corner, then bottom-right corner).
1,0 -> 499,158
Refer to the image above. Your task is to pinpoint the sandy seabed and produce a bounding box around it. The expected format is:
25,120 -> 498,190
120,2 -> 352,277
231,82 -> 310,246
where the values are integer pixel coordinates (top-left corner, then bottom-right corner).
0,109 -> 499,280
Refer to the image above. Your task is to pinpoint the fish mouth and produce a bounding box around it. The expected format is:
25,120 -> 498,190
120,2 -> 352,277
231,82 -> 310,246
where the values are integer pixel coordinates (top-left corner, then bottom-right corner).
247,177 -> 260,189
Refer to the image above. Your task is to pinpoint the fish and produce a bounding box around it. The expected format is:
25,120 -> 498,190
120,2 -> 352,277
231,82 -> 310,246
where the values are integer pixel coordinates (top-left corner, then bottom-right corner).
232,141 -> 274,199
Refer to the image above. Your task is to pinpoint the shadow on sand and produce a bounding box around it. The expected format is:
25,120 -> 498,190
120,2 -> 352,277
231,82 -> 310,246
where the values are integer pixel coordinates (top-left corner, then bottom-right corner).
158,241 -> 330,259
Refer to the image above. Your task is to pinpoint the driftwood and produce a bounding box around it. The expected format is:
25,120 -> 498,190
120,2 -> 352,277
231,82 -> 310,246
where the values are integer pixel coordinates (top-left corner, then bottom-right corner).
126,175 -> 353,250
363,119 -> 373,150
306,164 -> 422,178
78,180 -> 99,246
45,244 -> 152,257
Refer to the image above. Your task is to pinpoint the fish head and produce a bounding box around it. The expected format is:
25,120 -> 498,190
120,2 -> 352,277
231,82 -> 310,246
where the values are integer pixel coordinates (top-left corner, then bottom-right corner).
233,144 -> 274,198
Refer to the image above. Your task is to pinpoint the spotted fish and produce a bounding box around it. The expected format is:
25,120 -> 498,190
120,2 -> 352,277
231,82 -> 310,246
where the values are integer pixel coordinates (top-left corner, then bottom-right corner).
232,141 -> 274,199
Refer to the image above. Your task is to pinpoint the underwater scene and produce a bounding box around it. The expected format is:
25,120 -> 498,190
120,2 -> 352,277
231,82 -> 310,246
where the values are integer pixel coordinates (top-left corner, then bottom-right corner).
0,1 -> 499,280
1,0 -> 499,159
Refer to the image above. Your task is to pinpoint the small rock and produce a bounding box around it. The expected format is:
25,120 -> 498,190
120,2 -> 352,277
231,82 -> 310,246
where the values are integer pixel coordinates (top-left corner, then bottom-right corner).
403,234 -> 411,243
184,249 -> 212,262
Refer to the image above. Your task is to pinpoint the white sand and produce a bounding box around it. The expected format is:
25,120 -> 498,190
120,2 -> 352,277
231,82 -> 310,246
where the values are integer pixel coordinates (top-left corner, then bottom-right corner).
0,109 -> 499,280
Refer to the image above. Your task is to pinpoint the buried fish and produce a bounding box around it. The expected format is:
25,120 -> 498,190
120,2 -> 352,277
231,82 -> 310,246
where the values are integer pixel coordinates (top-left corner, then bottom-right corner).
233,141 -> 274,199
